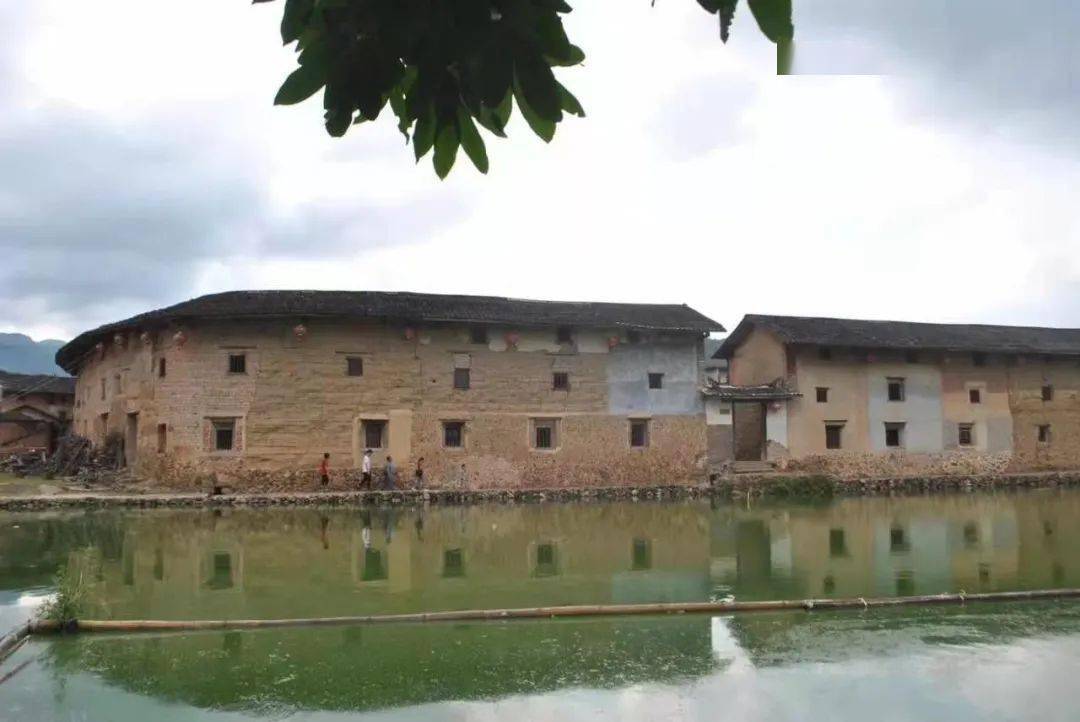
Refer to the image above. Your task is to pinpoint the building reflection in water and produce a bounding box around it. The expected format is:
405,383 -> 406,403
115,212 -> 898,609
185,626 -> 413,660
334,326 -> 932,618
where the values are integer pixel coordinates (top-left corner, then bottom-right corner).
21,491 -> 1078,627
6,492 -> 1080,716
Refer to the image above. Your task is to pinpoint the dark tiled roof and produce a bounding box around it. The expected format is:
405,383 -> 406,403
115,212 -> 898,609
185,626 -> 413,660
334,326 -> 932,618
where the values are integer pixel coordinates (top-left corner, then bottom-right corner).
718,314 -> 1080,358
58,290 -> 724,372
0,370 -> 75,396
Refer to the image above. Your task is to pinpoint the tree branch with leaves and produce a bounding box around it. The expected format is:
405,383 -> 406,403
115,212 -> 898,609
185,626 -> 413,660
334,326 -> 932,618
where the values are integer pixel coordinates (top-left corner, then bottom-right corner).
257,0 -> 792,178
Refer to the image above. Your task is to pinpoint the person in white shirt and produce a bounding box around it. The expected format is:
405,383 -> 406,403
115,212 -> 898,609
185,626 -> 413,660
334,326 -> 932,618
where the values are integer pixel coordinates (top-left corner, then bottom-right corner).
361,449 -> 373,490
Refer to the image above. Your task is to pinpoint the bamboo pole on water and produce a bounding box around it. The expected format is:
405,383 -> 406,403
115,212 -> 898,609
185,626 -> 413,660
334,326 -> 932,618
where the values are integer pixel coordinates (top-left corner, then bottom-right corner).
23,588 -> 1080,636
0,622 -> 30,663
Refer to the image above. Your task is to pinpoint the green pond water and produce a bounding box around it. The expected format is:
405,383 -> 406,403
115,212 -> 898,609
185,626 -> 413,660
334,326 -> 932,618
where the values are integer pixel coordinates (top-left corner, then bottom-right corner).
3,489 -> 1080,721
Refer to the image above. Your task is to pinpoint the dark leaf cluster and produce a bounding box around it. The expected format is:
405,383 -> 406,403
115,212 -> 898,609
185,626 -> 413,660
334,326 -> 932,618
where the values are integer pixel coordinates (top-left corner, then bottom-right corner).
256,0 -> 587,178
257,0 -> 793,176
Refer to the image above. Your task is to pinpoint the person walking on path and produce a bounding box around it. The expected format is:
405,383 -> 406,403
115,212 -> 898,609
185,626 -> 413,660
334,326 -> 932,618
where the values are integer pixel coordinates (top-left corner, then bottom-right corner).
318,453 -> 330,487
413,457 -> 425,489
360,449 -> 373,490
384,455 -> 398,490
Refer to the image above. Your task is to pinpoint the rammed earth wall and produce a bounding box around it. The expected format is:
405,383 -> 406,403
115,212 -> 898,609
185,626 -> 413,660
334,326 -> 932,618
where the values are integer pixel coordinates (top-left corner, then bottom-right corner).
71,319 -> 709,489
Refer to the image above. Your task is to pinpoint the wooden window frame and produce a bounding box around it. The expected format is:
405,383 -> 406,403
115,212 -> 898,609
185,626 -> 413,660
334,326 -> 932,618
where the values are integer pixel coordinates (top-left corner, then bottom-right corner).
228,354 -> 247,375
362,420 -> 387,450
825,423 -> 844,450
442,421 -> 465,449
346,356 -> 364,377
884,422 -> 905,448
212,419 -> 236,452
531,418 -> 560,451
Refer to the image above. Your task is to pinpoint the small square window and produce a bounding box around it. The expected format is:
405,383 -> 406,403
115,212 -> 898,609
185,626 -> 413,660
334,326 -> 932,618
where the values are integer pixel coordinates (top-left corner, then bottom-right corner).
361,548 -> 387,582
552,372 -> 570,390
972,353 -> 987,367
556,326 -> 573,344
207,552 -> 234,590
969,388 -> 981,404
158,357 -> 167,378
825,423 -> 844,450
443,421 -> 464,448
829,528 -> 847,557
816,387 -> 829,403
363,420 -> 386,449
453,368 -> 470,390
885,422 -> 905,448
532,418 -> 559,450
443,548 -> 465,578
631,538 -> 651,571
887,377 -> 905,402
626,330 -> 642,344
819,347 -> 833,361
213,420 -> 236,451
228,354 -> 246,374
890,527 -> 909,553
895,570 -> 915,596
905,351 -> 919,363
648,373 -> 664,390
1042,384 -> 1054,402
963,522 -> 979,546
1038,424 -> 1052,444
535,543 -> 558,577
470,326 -> 488,345
346,357 -> 364,377
959,423 -> 974,447
629,419 -> 649,448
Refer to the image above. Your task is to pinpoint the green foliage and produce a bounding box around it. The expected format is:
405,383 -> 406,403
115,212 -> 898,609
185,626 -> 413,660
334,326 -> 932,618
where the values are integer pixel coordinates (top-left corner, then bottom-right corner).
257,0 -> 793,177
38,565 -> 85,626
256,0 -> 587,178
764,475 -> 837,499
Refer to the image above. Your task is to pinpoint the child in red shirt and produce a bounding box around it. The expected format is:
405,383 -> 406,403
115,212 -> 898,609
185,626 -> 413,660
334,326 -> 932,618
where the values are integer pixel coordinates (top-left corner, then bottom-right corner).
318,453 -> 330,486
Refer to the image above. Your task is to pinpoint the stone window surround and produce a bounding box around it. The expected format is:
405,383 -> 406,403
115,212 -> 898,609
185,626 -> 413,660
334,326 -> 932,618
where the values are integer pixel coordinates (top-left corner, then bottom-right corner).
628,416 -> 651,449
441,420 -> 467,450
530,417 -> 561,452
824,420 -> 845,450
205,415 -> 244,455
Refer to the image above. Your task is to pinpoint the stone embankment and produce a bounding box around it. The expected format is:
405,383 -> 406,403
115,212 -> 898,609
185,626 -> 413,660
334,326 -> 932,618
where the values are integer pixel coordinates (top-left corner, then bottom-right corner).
3,471 -> 1080,511
713,470 -> 1080,498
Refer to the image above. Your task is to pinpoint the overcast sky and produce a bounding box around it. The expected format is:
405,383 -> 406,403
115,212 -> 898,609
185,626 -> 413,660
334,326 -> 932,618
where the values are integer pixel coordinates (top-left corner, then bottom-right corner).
3,0 -> 1078,341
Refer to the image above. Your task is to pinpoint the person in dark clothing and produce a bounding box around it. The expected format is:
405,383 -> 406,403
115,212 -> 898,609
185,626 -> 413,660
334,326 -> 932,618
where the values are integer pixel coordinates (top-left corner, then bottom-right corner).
384,456 -> 398,490
413,457 -> 425,489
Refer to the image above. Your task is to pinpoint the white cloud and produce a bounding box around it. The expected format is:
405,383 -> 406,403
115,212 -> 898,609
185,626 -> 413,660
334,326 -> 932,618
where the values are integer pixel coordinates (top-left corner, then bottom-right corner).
3,0 -> 1079,340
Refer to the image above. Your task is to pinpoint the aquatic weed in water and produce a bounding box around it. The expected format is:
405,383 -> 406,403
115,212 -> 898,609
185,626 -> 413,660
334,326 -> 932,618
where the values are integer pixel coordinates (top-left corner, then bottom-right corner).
38,565 -> 85,627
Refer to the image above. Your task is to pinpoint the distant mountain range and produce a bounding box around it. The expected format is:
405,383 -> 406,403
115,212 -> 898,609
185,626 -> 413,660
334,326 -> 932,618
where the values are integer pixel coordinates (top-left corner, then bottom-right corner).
0,333 -> 69,376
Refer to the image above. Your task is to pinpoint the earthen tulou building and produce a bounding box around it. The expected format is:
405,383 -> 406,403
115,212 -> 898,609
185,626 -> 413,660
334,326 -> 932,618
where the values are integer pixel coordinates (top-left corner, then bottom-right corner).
56,291 -> 723,488
706,315 -> 1080,475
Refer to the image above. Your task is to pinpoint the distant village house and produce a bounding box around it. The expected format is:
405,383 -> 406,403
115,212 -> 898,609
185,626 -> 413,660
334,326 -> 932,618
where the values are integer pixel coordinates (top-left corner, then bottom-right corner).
0,370 -> 75,455
708,315 -> 1080,474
